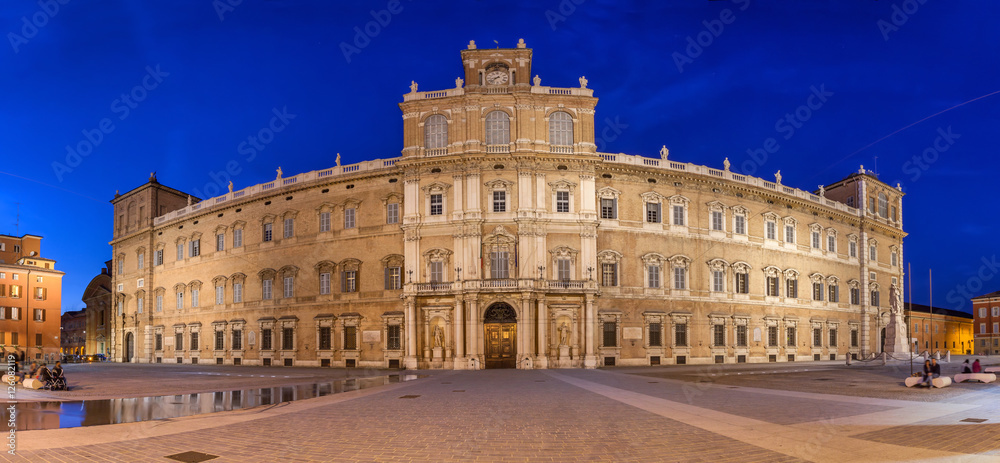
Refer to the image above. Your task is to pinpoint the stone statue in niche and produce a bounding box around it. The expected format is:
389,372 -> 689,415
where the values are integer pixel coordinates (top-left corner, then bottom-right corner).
559,322 -> 570,346
432,324 -> 444,347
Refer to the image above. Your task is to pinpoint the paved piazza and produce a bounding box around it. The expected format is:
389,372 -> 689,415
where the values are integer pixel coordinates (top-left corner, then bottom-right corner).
7,358 -> 1000,462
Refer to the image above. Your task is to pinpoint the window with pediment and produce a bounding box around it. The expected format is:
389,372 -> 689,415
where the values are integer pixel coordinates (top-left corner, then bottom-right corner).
641,191 -> 664,224
548,111 -> 574,147
484,225 -> 516,279
670,255 -> 691,290
598,250 -> 622,287
340,259 -> 361,293
669,195 -> 689,226
598,187 -> 620,219
708,259 -> 729,293
314,261 -> 335,295
423,248 -> 452,283
785,269 -> 800,298
422,182 -> 450,217
732,205 -> 748,235
732,262 -> 751,294
485,179 -> 513,213
382,254 -> 404,290
550,246 -> 579,281
707,201 -> 726,232
549,179 -> 576,213
848,279 -> 860,305
485,110 -> 510,146
424,114 -> 448,150
763,212 -> 779,241
763,266 -> 781,297
642,253 -> 666,289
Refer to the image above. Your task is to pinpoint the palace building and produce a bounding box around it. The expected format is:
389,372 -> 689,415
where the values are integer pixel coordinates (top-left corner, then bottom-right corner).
107,40 -> 907,369
0,234 -> 63,363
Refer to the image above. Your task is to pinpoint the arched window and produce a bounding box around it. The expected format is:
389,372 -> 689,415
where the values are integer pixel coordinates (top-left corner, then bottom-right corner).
485,111 -> 510,146
424,115 -> 448,150
549,111 -> 573,146
877,193 -> 888,218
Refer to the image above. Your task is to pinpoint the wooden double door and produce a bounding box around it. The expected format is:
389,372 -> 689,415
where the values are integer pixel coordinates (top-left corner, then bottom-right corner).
484,323 -> 516,369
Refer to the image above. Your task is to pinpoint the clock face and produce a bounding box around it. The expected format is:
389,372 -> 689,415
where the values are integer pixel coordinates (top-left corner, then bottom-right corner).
486,70 -> 509,85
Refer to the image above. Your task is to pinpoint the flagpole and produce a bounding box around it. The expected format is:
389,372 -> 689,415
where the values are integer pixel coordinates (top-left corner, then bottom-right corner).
908,262 -> 913,375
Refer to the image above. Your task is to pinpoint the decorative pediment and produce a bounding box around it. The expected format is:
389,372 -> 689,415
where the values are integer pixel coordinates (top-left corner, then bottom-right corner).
641,252 -> 667,265
597,249 -> 622,264
707,258 -> 730,272
422,248 -> 453,262
260,213 -> 276,224
484,225 -> 517,246
848,233 -> 859,243
231,220 -> 246,230
641,191 -> 664,203
826,227 -> 838,236
188,280 -> 203,289
421,182 -> 451,194
731,205 -> 749,216
230,272 -> 246,283
314,261 -> 336,273
597,187 -> 621,199
340,258 -> 362,272
258,268 -> 277,279
847,279 -> 860,289
826,275 -> 840,285
381,254 -> 404,267
212,275 -> 228,285
551,245 -> 580,260
281,209 -> 300,220
784,268 -> 800,279
732,261 -> 751,274
669,255 -> 692,268
783,216 -> 797,225
668,194 -> 690,206
135,246 -> 146,255
484,178 -> 514,190
214,225 -> 228,234
809,273 -> 825,284
380,193 -> 401,206
548,179 -> 577,192
706,200 -> 726,212
279,265 -> 299,278
762,266 -> 781,278
316,202 -> 335,213
341,198 -> 361,209
809,223 -> 823,233
173,282 -> 187,291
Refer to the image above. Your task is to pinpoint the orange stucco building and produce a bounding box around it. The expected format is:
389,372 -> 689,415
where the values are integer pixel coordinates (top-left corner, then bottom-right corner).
0,234 -> 63,363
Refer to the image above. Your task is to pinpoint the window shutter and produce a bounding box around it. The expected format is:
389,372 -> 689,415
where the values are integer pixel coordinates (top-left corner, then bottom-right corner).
612,200 -> 617,219
384,268 -> 391,290
0,284 -> 4,296
341,271 -> 347,292
42,309 -> 46,322
42,287 -> 47,300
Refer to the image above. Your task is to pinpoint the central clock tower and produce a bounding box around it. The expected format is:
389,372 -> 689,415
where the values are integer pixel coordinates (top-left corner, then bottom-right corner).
460,39 -> 532,89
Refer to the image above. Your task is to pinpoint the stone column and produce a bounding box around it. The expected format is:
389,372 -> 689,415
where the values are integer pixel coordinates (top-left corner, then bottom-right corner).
536,297 -> 548,368
404,297 -> 417,369
454,298 -> 465,363
584,295 -> 597,368
520,294 -> 532,368
467,296 -> 479,367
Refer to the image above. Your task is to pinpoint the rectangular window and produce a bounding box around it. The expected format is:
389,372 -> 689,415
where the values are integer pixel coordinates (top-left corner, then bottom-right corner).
156,295 -> 163,312
138,253 -> 145,269
673,267 -> 686,290
870,245 -> 877,261
786,326 -> 796,347
191,289 -> 199,308
711,211 -> 724,231
282,328 -> 294,350
493,191 -> 506,212
344,326 -> 357,350
216,286 -> 224,305
851,329 -> 858,347
261,329 -> 272,350
232,330 -> 242,350
233,283 -> 243,303
766,276 -> 778,297
233,229 -> 243,248
603,321 -> 617,347
850,288 -> 860,305
829,329 -> 837,347
175,333 -> 183,350
891,252 -> 898,267
557,259 -> 571,281
556,191 -> 570,213
766,221 -> 776,240
284,218 -> 295,237
980,307 -> 987,318
811,231 -> 820,249
262,279 -> 273,300
216,234 -> 225,252
189,239 -> 200,257
871,291 -> 880,306
646,203 -> 660,223
344,209 -> 356,229
387,203 -> 399,224
154,249 -> 163,266
490,252 -> 509,279
672,205 -> 685,226
387,325 -> 401,350
320,273 -> 331,295
215,331 -> 224,350
601,263 -> 617,287
263,223 -> 273,242
713,324 -> 725,346
994,307 -> 1000,317
768,326 -> 778,346
829,285 -> 838,303
828,235 -> 836,252
283,276 -> 294,298
137,298 -> 143,314
385,267 -> 401,290
33,308 -> 44,321
155,333 -> 163,351
320,212 -> 331,232
176,292 -> 184,310
319,327 -> 331,350
787,279 -> 798,298
980,323 -> 986,334
735,273 -> 748,294
647,265 -> 660,288
117,258 -> 123,275
600,198 -> 616,219
813,328 -> 822,347
342,271 -> 357,292
785,225 -> 795,243
849,241 -> 857,258
813,282 -> 824,301
994,322 -> 999,334
713,270 -> 725,292
190,332 -> 199,351
649,323 -> 662,346
430,194 -> 443,215
675,323 -> 688,346
736,325 -> 747,346
430,261 -> 444,283
735,215 -> 746,234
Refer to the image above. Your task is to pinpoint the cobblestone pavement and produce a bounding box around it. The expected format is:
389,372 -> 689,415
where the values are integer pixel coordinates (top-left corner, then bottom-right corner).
6,358 -> 1000,462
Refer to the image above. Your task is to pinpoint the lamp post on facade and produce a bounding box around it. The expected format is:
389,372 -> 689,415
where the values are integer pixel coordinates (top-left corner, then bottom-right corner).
407,269 -> 413,284
455,267 -> 462,281
587,266 -> 594,281
537,265 -> 545,280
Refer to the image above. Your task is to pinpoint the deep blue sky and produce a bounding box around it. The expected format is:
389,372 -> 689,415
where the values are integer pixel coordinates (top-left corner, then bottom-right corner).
1,1 -> 997,314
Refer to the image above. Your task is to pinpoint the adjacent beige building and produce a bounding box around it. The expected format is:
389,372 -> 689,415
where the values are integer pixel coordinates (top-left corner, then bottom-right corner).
108,40 -> 907,369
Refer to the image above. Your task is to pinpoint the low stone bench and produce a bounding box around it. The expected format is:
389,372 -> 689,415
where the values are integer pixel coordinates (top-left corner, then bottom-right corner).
983,366 -> 1000,374
955,373 -> 997,383
21,378 -> 44,389
905,376 -> 952,388
1,375 -> 19,384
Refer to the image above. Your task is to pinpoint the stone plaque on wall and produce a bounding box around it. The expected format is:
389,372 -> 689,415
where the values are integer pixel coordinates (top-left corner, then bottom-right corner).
753,327 -> 762,343
623,327 -> 643,340
362,330 -> 381,343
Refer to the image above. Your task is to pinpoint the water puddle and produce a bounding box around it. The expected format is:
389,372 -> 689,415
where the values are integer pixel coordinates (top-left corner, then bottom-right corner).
13,374 -> 422,431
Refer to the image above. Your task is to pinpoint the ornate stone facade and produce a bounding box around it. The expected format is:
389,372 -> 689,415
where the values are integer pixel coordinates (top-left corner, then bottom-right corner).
108,41 -> 906,368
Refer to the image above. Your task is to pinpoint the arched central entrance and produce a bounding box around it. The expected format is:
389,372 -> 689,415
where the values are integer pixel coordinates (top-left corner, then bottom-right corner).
483,303 -> 517,369
124,332 -> 134,363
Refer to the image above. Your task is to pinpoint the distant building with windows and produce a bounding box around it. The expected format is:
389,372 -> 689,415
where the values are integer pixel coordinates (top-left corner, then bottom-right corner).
107,41 -> 907,368
60,309 -> 86,357
906,303 -> 973,355
0,234 -> 63,363
82,261 -> 113,357
972,290 -> 1000,355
